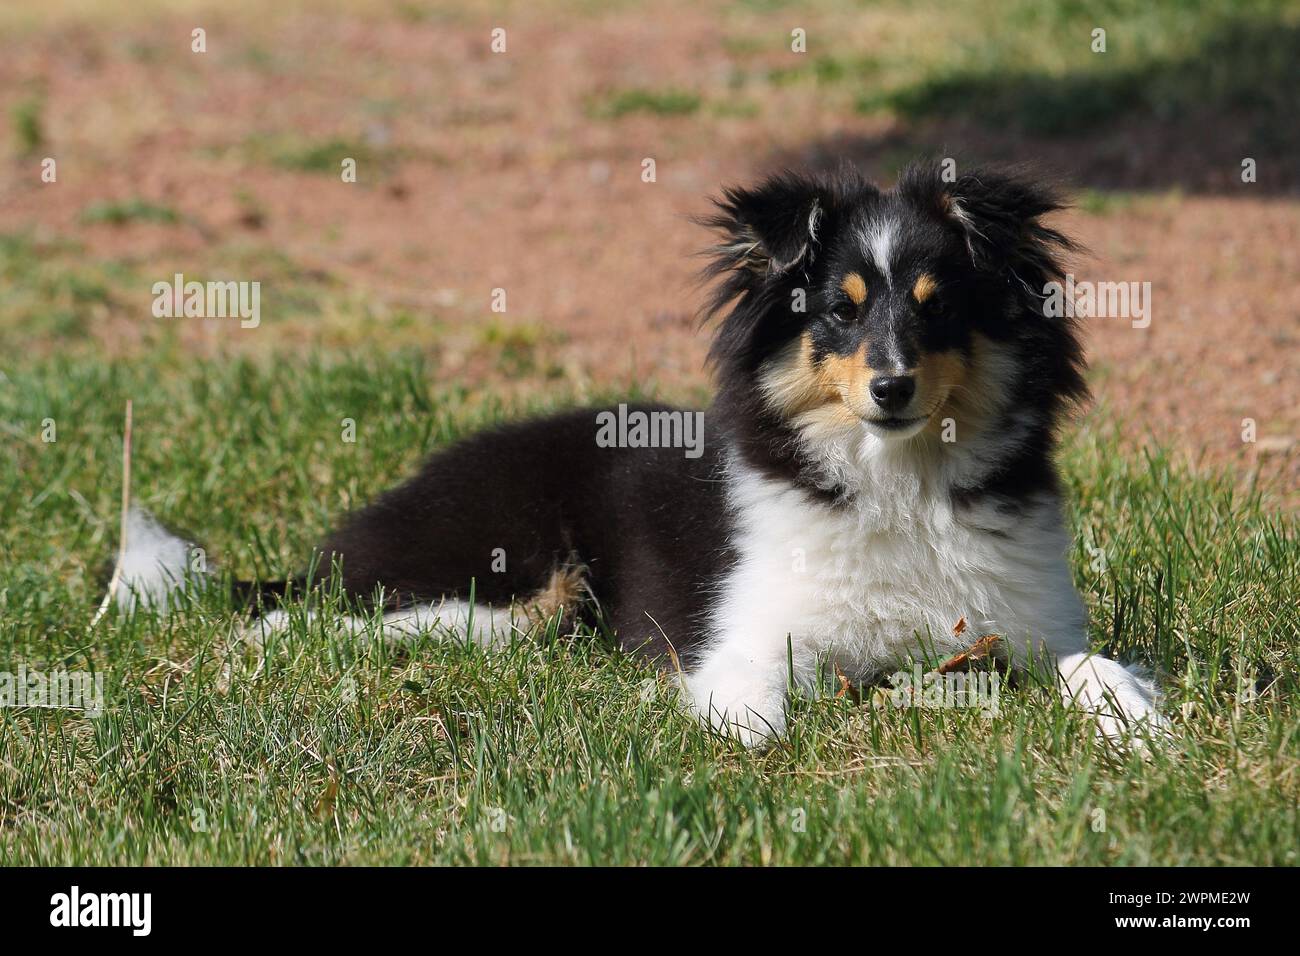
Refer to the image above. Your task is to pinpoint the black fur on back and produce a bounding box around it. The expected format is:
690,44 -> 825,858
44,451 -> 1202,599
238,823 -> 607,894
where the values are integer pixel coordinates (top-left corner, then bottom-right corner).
284,406 -> 734,664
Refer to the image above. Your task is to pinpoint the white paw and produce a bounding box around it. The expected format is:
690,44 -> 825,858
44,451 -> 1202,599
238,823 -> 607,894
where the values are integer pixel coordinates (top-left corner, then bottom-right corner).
1058,651 -> 1169,743
682,667 -> 787,747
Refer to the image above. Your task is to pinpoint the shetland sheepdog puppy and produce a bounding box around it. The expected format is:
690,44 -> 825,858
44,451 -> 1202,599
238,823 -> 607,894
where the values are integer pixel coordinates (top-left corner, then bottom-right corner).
114,160 -> 1164,746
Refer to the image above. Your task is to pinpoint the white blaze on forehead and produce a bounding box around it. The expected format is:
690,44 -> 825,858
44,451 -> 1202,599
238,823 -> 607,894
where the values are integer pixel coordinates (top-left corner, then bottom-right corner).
860,218 -> 899,287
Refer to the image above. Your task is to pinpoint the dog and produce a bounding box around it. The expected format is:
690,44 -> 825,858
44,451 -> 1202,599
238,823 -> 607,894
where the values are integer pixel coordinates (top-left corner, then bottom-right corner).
112,159 -> 1164,746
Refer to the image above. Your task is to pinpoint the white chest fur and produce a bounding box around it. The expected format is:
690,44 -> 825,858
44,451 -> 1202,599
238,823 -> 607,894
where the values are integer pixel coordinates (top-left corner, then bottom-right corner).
707,461 -> 1087,686
685,459 -> 1161,746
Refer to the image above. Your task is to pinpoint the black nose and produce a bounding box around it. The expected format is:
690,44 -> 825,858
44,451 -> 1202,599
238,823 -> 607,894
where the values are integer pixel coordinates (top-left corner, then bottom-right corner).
869,375 -> 916,413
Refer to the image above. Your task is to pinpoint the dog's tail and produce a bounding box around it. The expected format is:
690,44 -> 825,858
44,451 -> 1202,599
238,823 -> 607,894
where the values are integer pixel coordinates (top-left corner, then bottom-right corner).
105,508 -> 293,615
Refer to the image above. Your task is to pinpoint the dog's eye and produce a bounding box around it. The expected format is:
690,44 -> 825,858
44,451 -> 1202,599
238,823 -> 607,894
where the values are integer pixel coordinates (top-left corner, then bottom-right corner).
828,307 -> 855,325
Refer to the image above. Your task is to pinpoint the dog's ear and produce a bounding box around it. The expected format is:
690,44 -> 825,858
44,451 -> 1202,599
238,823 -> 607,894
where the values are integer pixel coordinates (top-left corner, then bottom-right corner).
702,172 -> 839,278
902,162 -> 1075,278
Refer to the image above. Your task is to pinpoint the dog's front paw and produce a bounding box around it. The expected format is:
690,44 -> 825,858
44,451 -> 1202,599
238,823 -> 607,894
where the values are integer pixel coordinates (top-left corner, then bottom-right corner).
681,667 -> 787,748
1058,651 -> 1170,744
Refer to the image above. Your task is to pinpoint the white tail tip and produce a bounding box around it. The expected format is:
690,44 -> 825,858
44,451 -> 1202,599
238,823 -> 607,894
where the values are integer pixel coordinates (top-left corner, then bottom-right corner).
111,508 -> 199,613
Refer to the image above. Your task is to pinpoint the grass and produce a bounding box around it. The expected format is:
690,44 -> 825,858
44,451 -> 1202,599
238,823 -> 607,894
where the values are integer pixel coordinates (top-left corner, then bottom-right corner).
256,136 -> 376,174
0,234 -> 128,342
857,10 -> 1300,135
10,96 -> 44,154
478,320 -> 567,378
589,88 -> 702,119
1,352 -> 1296,865
743,0 -> 1299,141
0,231 -> 446,358
1075,188 -> 1184,216
80,198 -> 182,226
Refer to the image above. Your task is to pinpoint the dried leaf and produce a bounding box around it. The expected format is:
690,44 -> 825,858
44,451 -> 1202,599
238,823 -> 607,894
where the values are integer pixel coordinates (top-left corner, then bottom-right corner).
952,616 -> 968,637
936,634 -> 1001,674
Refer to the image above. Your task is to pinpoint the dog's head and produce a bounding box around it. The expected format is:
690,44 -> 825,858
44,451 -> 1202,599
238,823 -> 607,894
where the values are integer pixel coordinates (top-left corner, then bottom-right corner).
702,160 -> 1086,494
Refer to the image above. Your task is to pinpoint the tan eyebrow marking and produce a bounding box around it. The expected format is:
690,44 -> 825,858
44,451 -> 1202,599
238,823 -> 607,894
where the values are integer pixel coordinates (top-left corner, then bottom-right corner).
912,273 -> 938,303
839,272 -> 867,305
